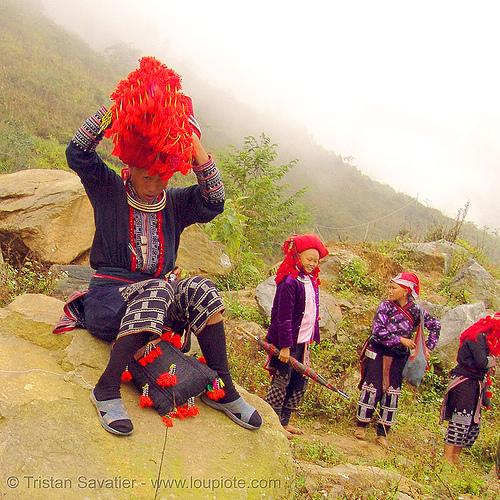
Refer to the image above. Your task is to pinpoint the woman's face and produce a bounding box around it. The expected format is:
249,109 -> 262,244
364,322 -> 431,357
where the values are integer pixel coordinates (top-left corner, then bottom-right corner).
299,248 -> 320,274
389,281 -> 408,305
129,167 -> 168,203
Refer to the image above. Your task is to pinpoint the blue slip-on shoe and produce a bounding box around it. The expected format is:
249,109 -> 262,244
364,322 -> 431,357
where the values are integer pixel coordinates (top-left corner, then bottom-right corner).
200,393 -> 262,430
89,388 -> 133,436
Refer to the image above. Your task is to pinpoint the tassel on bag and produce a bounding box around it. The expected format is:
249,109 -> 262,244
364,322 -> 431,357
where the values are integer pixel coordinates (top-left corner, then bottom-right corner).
121,365 -> 133,382
157,364 -> 178,387
140,383 -> 154,407
206,378 -> 225,400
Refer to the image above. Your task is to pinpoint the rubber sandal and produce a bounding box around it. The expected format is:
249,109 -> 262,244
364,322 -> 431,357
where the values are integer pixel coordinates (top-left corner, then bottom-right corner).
354,427 -> 366,440
375,435 -> 389,449
200,393 -> 262,430
89,389 -> 133,436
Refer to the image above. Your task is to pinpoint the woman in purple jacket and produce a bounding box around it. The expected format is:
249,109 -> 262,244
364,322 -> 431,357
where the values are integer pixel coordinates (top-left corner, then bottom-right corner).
355,272 -> 440,448
265,234 -> 329,439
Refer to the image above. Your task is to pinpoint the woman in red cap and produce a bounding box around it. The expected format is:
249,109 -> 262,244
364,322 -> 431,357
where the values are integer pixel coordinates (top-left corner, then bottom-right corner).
265,234 -> 329,439
440,314 -> 499,465
355,272 -> 441,448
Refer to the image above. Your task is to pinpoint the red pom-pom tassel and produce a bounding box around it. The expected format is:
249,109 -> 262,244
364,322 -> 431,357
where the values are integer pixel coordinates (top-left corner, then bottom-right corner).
162,415 -> 174,427
206,378 -> 225,401
121,366 -> 133,382
140,384 -> 154,407
140,394 -> 154,407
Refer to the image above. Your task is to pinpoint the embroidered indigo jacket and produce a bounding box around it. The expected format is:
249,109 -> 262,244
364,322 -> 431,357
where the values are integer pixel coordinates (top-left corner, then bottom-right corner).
66,142 -> 223,277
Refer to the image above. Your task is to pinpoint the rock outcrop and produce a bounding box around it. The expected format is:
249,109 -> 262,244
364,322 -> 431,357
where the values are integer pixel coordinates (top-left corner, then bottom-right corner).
401,239 -> 470,273
448,259 -> 500,310
0,294 -> 294,500
0,169 -> 94,264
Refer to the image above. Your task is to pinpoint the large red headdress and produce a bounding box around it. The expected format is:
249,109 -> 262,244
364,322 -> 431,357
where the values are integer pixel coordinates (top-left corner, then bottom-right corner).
104,56 -> 197,181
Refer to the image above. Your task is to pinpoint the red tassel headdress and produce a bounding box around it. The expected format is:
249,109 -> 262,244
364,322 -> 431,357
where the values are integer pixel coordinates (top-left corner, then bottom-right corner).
104,56 -> 196,181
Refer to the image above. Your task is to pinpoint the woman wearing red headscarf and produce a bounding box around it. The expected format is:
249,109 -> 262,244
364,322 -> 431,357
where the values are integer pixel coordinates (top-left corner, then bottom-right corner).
355,272 -> 441,448
440,314 -> 499,465
265,234 -> 329,439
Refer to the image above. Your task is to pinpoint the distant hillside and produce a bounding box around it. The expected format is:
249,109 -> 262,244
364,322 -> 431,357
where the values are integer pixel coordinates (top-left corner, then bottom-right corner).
1,0 -> 498,262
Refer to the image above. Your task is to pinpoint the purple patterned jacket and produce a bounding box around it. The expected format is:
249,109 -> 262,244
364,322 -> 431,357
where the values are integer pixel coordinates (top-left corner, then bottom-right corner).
369,300 -> 441,356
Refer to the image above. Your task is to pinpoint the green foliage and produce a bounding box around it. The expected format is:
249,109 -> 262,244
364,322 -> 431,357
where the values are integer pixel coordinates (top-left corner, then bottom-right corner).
215,251 -> 267,291
292,440 -> 346,466
32,135 -> 68,170
206,197 -> 250,260
222,292 -> 265,326
0,119 -> 34,172
215,134 -> 312,256
0,257 -> 54,305
332,258 -> 383,297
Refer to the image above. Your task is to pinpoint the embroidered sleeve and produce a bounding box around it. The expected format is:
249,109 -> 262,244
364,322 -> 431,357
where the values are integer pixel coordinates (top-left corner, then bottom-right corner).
192,155 -> 225,205
423,310 -> 441,351
71,106 -> 109,153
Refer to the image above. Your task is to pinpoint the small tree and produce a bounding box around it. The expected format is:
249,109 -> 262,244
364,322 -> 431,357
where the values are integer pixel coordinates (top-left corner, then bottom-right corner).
214,134 -> 311,257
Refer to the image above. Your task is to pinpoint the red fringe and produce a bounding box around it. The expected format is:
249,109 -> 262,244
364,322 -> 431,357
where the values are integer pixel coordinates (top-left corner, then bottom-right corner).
170,404 -> 199,420
156,372 -> 178,387
161,330 -> 183,349
104,56 -> 196,181
121,369 -> 133,382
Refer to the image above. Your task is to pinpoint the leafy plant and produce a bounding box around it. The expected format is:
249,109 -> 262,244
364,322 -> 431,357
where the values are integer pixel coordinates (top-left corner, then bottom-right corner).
215,134 -> 312,257
332,258 -> 383,297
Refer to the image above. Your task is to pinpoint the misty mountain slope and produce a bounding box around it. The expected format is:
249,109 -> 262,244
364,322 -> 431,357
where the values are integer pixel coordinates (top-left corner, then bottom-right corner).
1,0 -> 496,260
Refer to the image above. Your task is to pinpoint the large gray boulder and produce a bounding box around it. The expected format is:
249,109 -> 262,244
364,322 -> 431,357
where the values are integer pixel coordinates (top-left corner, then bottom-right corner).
448,260 -> 500,310
401,240 -> 469,273
0,169 -> 94,264
433,302 -> 487,365
0,294 -> 293,500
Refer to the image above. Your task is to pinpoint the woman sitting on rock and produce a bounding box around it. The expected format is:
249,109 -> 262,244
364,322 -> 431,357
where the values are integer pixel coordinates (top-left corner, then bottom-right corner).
56,57 -> 262,435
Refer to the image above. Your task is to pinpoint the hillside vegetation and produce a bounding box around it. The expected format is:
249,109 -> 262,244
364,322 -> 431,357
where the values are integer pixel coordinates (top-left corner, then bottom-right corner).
1,3 -> 500,498
1,0 -> 499,264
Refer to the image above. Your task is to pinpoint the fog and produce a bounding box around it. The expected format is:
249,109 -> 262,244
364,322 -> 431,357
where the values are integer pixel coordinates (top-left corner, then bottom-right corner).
36,0 -> 500,230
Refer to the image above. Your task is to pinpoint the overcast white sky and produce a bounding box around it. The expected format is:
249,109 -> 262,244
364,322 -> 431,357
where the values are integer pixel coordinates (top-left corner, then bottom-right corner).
40,0 -> 500,230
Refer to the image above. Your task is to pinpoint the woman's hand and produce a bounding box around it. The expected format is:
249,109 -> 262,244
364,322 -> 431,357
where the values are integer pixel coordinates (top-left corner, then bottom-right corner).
192,134 -> 210,166
278,347 -> 291,363
400,337 -> 416,349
